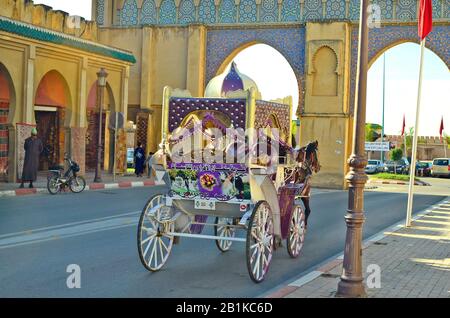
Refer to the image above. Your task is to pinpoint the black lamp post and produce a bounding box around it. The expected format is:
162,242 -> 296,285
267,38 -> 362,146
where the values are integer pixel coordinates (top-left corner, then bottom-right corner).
94,68 -> 108,183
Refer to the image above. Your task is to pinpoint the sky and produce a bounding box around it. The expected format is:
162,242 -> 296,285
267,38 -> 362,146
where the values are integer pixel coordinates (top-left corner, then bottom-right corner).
33,0 -> 92,19
33,1 -> 449,137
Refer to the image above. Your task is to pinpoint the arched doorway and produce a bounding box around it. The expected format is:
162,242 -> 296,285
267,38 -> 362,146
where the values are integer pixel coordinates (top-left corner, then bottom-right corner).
85,81 -> 116,172
0,63 -> 15,181
367,42 -> 450,161
34,70 -> 71,171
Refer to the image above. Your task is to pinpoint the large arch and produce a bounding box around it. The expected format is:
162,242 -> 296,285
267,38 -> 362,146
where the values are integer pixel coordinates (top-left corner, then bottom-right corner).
0,63 -> 16,181
350,25 -> 450,114
207,31 -> 304,114
366,41 -> 449,160
85,81 -> 117,172
34,70 -> 73,170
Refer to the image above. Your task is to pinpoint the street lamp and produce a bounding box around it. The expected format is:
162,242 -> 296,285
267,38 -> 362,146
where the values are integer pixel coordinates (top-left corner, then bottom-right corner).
336,0 -> 369,298
94,68 -> 108,183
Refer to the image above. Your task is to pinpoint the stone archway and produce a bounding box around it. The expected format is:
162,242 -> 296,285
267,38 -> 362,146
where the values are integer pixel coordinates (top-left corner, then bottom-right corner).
34,70 -> 72,171
210,40 -> 301,116
206,27 -> 306,115
0,63 -> 15,181
85,81 -> 116,172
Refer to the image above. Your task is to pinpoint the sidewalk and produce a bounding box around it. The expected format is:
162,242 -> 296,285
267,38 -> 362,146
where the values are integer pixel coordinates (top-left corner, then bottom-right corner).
367,178 -> 431,186
0,170 -> 161,197
267,197 -> 450,298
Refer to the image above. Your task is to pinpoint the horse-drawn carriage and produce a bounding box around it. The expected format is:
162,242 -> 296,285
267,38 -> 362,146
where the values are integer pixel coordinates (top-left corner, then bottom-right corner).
137,63 -> 319,282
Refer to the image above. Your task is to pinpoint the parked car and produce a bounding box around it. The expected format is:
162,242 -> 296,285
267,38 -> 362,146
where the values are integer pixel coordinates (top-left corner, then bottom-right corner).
365,159 -> 383,174
431,158 -> 450,178
384,159 -> 410,174
416,161 -> 432,177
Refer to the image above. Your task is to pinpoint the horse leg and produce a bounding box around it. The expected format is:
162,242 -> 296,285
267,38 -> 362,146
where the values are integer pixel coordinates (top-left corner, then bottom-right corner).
301,196 -> 311,229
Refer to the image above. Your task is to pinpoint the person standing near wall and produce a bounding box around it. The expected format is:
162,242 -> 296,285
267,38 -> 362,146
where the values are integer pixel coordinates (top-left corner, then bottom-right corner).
20,128 -> 43,188
134,142 -> 146,177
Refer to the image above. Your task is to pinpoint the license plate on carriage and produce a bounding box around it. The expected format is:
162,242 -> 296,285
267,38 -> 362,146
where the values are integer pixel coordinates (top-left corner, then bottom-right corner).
195,199 -> 215,210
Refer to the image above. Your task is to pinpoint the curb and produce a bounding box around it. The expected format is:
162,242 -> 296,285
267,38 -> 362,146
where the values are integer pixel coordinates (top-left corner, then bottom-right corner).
0,180 -> 163,198
263,197 -> 449,298
368,179 -> 431,186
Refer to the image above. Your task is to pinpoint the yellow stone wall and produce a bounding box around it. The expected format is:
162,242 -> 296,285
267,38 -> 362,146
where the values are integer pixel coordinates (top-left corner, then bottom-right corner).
300,22 -> 353,189
0,0 -> 132,181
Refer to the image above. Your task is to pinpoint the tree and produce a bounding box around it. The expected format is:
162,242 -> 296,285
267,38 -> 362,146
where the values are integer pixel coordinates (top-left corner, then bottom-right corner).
365,123 -> 382,142
402,127 -> 414,157
390,148 -> 403,174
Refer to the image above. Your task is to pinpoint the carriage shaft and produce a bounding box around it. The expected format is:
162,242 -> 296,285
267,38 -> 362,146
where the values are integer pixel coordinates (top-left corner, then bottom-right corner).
166,232 -> 246,242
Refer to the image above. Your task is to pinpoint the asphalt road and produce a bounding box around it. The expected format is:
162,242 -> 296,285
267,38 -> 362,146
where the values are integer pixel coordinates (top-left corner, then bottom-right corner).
0,186 -> 445,298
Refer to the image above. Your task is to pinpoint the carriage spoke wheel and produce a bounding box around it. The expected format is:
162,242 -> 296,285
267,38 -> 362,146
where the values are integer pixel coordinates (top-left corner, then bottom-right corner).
287,205 -> 306,258
246,201 -> 274,283
214,217 -> 235,252
137,194 -> 174,272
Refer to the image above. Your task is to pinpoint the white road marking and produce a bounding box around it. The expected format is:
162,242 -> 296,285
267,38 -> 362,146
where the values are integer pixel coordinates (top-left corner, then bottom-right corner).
0,211 -> 141,249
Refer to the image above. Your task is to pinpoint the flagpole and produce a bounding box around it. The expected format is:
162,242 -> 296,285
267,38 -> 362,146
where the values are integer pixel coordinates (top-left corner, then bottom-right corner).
406,39 -> 426,227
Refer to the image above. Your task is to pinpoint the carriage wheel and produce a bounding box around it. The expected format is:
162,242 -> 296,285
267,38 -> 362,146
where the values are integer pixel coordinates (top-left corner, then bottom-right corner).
214,217 -> 235,252
287,205 -> 306,258
137,194 -> 175,272
246,201 -> 274,283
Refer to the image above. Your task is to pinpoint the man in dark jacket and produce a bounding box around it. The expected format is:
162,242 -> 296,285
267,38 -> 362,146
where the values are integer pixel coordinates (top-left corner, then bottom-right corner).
20,128 -> 43,188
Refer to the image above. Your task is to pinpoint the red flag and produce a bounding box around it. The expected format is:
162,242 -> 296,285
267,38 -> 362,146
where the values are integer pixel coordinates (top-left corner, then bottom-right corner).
401,114 -> 406,136
418,0 -> 433,40
439,116 -> 444,141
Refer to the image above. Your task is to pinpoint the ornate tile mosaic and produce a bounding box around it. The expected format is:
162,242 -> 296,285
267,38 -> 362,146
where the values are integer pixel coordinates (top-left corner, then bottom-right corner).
179,0 -> 196,25
238,0 -> 257,23
396,0 -> 417,21
325,0 -> 346,20
141,0 -> 157,24
349,0 -> 361,20
113,0 -> 448,25
96,0 -> 105,25
304,0 -> 322,20
198,0 -> 216,24
120,0 -> 138,26
206,27 -> 305,82
260,0 -> 279,23
219,0 -> 237,24
281,0 -> 301,22
371,0 -> 394,20
432,0 -> 443,19
206,27 -> 306,112
159,0 -> 177,24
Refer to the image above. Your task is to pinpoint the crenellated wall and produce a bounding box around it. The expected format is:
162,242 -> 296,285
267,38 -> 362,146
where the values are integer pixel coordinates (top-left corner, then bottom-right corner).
0,0 -> 98,40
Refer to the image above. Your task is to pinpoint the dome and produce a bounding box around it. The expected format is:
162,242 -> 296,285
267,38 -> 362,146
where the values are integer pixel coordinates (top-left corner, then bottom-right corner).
204,61 -> 260,98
